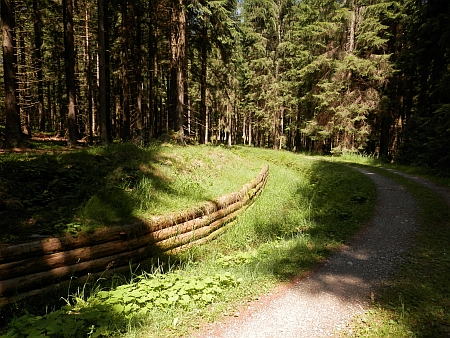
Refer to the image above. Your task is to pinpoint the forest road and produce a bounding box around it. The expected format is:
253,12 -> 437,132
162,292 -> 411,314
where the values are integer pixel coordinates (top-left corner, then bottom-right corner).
192,167 -> 449,338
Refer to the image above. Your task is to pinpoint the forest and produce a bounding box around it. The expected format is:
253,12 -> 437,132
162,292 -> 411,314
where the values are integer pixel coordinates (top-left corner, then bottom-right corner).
1,0 -> 449,174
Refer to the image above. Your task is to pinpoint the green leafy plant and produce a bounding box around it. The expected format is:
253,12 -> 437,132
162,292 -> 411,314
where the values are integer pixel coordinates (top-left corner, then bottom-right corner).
2,271 -> 238,338
216,251 -> 257,267
96,271 -> 237,313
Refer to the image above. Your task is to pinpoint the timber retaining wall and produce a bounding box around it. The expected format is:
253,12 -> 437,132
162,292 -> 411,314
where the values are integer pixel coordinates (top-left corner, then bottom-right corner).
0,166 -> 269,305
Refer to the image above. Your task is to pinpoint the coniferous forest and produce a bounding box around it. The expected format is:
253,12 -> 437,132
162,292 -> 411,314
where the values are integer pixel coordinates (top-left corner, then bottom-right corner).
1,0 -> 449,174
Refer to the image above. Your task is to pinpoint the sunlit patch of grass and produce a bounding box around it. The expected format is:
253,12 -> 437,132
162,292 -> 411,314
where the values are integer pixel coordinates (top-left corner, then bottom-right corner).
330,151 -> 382,166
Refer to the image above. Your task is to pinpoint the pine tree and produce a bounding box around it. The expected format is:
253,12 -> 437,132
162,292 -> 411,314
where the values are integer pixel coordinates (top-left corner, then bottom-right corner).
296,0 -> 394,153
396,0 -> 450,173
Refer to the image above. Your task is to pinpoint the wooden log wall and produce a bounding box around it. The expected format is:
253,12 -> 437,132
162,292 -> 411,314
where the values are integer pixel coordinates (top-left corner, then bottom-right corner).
0,166 -> 269,305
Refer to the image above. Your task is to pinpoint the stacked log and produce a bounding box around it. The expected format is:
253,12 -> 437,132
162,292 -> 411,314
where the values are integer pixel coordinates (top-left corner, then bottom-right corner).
0,166 -> 269,305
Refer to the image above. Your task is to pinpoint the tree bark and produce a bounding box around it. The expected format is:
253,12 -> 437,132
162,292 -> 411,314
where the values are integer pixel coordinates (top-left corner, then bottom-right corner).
2,0 -> 22,148
97,0 -> 109,145
18,32 -> 31,136
33,0 -> 45,132
134,3 -> 144,139
148,7 -> 157,139
62,0 -> 79,146
200,14 -> 208,143
170,0 -> 186,144
120,0 -> 131,141
85,7 -> 93,145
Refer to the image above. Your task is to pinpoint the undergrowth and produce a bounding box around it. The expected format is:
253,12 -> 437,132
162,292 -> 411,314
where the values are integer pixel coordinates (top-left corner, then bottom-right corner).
3,270 -> 237,338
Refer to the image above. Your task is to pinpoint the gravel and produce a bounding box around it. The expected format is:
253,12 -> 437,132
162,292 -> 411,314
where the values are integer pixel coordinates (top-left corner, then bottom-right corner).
384,168 -> 450,206
192,167 -> 423,338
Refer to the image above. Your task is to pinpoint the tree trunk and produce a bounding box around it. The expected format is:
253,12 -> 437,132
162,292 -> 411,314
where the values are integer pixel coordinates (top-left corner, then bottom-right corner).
147,5 -> 157,139
18,32 -> 32,137
200,14 -> 208,144
348,10 -> 355,53
33,0 -> 45,132
2,0 -> 22,148
170,0 -> 186,144
120,0 -> 131,141
63,0 -> 79,146
134,3 -> 144,139
85,7 -> 93,145
47,81 -> 54,130
248,116 -> 252,146
97,0 -> 109,145
205,105 -> 209,144
104,1 -> 112,143
227,104 -> 232,147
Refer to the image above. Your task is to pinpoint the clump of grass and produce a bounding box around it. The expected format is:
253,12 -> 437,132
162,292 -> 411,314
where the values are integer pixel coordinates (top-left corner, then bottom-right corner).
331,151 -> 382,166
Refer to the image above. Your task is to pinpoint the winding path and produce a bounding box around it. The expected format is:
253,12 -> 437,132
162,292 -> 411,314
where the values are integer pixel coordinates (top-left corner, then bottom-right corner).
193,167 -> 449,338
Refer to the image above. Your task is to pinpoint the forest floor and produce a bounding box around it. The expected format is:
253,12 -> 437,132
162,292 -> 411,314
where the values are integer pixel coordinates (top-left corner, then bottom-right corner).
0,133 -> 79,155
191,167 -> 450,338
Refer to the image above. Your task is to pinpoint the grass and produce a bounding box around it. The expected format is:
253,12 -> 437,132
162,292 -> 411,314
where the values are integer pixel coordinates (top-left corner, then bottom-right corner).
334,151 -> 450,188
0,142 -> 260,242
0,146 -> 377,337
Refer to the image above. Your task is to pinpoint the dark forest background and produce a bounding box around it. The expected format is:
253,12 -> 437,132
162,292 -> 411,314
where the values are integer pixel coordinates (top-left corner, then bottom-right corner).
1,0 -> 449,174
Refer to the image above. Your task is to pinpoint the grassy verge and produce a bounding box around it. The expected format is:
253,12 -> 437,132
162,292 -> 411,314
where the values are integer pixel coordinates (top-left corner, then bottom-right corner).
1,146 -> 377,337
335,164 -> 450,338
334,152 -> 450,188
0,143 -> 260,243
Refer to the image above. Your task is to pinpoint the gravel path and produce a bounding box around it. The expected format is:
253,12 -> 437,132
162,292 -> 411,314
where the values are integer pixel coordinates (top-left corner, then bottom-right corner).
385,168 -> 450,206
193,167 -> 424,338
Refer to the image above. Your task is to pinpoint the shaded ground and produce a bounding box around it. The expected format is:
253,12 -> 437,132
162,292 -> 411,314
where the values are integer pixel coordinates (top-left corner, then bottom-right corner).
0,143 -> 161,242
193,167 -> 424,337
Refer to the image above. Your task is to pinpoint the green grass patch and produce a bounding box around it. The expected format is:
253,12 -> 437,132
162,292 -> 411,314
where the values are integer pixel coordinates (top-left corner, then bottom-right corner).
339,166 -> 450,338
330,151 -> 450,188
0,143 -> 259,242
0,146 -> 377,337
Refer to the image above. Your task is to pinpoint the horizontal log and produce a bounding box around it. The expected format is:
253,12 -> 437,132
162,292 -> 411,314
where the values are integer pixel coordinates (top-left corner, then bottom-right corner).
0,239 -> 136,282
0,166 -> 269,299
167,208 -> 243,254
0,245 -> 157,297
0,197 -> 249,281
151,196 -> 247,242
156,208 -> 241,251
0,263 -> 139,307
0,223 -> 149,264
0,197 -> 252,294
0,166 -> 269,264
